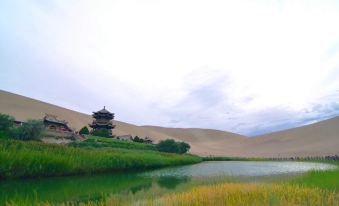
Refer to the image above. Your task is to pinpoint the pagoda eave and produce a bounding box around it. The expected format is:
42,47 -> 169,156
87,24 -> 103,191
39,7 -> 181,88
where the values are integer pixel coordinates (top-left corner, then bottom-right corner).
89,124 -> 115,129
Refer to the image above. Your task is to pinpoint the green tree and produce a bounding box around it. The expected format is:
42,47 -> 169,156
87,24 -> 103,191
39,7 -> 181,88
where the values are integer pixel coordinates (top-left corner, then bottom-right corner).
133,136 -> 144,143
12,120 -> 45,140
79,126 -> 90,135
0,113 -> 14,132
156,139 -> 177,153
156,139 -> 191,154
91,128 -> 110,137
176,141 -> 191,154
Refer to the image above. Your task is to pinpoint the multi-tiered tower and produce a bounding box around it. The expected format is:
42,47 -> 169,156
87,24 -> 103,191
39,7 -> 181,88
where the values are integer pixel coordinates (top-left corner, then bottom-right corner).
89,106 -> 115,136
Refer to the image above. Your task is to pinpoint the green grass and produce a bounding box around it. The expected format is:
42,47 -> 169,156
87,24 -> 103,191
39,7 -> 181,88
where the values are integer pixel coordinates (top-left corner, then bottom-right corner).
291,161 -> 339,191
69,136 -> 156,151
0,139 -> 202,179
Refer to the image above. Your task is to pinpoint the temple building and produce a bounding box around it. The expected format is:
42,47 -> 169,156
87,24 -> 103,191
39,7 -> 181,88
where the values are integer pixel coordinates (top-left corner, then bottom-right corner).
89,106 -> 115,136
44,114 -> 73,133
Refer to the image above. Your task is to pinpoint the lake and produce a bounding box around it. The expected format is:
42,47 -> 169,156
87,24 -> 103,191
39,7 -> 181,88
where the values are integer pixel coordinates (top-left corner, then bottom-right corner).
0,161 -> 336,204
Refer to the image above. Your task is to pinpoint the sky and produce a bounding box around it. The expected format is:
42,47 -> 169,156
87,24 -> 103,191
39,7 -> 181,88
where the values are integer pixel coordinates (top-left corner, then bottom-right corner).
0,0 -> 339,136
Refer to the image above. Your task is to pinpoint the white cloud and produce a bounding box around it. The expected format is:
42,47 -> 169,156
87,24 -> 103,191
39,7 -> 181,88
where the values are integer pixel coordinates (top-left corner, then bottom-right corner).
0,0 -> 339,135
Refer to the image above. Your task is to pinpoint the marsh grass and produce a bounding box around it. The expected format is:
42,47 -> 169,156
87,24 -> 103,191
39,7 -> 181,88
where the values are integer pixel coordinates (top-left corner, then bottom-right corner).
0,139 -> 201,179
146,183 -> 339,206
69,136 -> 156,151
291,161 -> 339,191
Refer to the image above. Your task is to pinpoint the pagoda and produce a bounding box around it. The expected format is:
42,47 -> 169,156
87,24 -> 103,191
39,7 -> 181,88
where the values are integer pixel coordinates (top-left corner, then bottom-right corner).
89,106 -> 115,136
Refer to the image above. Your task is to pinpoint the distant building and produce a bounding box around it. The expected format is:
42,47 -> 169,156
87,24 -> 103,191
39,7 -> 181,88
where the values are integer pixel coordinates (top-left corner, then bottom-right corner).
144,136 -> 153,144
89,106 -> 115,136
116,134 -> 133,141
43,114 -> 73,133
13,120 -> 25,127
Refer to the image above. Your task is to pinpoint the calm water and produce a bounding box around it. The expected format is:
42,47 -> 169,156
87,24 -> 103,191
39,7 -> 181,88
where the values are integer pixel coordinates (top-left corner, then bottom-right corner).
0,161 -> 336,204
141,161 -> 336,177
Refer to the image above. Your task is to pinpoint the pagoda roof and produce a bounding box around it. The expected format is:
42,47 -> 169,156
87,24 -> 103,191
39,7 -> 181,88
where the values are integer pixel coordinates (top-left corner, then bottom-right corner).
94,106 -> 113,115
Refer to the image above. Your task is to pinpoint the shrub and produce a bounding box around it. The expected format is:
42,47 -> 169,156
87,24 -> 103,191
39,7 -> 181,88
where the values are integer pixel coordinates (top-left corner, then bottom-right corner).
12,120 -> 45,140
91,128 -> 110,137
79,126 -> 90,135
70,136 -> 157,151
132,136 -> 144,143
177,141 -> 190,154
0,113 -> 14,134
156,139 -> 191,154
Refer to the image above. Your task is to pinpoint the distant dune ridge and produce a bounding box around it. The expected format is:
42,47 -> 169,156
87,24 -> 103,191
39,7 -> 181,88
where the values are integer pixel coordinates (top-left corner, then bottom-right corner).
0,90 -> 338,157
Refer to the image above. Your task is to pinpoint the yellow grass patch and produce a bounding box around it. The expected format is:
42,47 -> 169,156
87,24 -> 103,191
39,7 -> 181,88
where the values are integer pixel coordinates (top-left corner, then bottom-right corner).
5,183 -> 338,206
147,183 -> 338,206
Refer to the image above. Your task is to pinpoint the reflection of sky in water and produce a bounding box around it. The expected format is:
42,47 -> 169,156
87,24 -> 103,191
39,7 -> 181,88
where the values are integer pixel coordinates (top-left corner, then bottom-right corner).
141,161 -> 337,177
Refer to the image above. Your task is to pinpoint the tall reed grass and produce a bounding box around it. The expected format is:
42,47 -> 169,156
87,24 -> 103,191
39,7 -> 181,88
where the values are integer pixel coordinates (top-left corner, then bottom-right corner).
146,183 -> 338,206
0,139 -> 201,179
292,161 -> 339,191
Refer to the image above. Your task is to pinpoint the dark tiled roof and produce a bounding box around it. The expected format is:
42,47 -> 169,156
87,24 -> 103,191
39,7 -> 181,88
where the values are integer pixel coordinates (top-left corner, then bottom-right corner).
94,106 -> 113,114
44,114 -> 68,125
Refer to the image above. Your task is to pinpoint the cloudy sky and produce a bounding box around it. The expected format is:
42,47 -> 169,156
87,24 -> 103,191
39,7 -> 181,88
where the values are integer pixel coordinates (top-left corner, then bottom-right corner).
1,0 -> 339,136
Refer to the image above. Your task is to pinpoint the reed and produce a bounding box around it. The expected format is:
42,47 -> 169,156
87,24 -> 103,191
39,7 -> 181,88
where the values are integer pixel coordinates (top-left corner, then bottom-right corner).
146,183 -> 338,206
291,161 -> 339,191
0,139 -> 201,179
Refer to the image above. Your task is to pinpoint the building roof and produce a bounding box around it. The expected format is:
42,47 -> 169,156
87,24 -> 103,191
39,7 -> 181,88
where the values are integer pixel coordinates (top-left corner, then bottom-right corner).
44,114 -> 68,125
94,106 -> 114,115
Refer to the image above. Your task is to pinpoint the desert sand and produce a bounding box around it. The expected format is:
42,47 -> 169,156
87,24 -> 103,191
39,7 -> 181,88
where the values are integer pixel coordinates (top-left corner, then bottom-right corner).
1,90 -> 338,157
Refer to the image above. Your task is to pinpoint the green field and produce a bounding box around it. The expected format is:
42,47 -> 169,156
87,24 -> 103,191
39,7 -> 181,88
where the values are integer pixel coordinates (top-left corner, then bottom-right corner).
69,136 -> 156,151
0,139 -> 201,179
291,161 -> 339,191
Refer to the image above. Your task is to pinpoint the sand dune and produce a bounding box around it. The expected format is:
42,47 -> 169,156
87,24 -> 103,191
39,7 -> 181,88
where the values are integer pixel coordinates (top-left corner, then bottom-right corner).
142,126 -> 248,156
0,90 -> 169,140
1,90 -> 338,157
244,117 -> 339,157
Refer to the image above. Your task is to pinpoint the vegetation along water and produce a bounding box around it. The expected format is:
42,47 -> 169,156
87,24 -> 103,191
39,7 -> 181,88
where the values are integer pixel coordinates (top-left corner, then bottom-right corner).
0,139 -> 201,179
1,160 -> 338,205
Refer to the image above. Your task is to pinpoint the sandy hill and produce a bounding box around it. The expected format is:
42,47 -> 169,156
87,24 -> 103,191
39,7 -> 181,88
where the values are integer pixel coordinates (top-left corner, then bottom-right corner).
244,117 -> 339,157
1,90 -> 338,157
141,126 -> 248,156
0,90 -> 170,140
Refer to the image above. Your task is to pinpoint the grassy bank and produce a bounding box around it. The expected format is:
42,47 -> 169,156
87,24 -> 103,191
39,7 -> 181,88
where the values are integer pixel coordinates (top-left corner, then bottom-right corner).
0,139 -> 201,179
140,160 -> 338,206
291,161 -> 339,191
138,183 -> 338,206
69,136 -> 156,151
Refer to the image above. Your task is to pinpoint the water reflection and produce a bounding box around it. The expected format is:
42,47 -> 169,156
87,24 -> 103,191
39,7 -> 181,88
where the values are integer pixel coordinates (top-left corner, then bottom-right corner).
157,176 -> 190,189
142,161 -> 336,177
0,172 -> 190,204
0,161 -> 336,204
